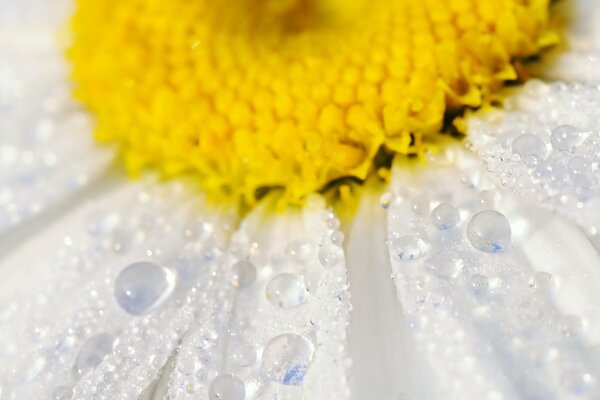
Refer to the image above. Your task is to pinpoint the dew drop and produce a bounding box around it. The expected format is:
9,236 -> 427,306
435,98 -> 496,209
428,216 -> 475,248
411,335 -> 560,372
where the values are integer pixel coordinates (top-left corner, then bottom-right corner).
331,231 -> 345,246
233,344 -> 257,367
71,333 -> 114,379
559,314 -> 583,337
265,273 -> 309,308
318,244 -> 343,268
208,374 -> 245,400
261,334 -> 315,386
469,274 -> 489,295
411,195 -> 430,216
568,156 -> 589,176
430,203 -> 460,230
391,236 -> 428,261
285,240 -> 313,264
424,256 -> 461,279
529,271 -> 556,296
380,192 -> 398,209
114,261 -> 175,315
551,125 -> 580,152
177,357 -> 195,376
467,210 -> 511,253
229,260 -> 257,289
511,133 -> 546,160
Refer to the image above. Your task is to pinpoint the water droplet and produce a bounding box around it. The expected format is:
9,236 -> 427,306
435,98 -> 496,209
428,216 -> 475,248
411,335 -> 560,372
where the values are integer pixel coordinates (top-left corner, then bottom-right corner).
511,133 -> 546,160
411,195 -> 430,215
331,231 -> 344,246
72,333 -> 114,379
233,344 -> 257,367
467,211 -> 511,253
285,240 -> 313,264
318,244 -> 343,268
559,314 -> 583,337
229,260 -> 257,289
266,273 -> 309,308
391,236 -> 428,261
261,334 -> 314,386
86,212 -> 120,237
469,274 -> 489,295
380,192 -> 398,209
430,203 -> 460,230
327,218 -> 340,230
177,357 -> 195,375
529,271 -> 556,296
551,125 -> 580,152
568,156 -> 589,176
424,256 -> 462,279
208,374 -> 245,400
114,261 -> 176,315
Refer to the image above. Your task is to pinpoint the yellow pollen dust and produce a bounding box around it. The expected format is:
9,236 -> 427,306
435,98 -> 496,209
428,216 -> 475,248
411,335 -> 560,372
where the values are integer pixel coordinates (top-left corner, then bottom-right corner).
69,0 -> 553,206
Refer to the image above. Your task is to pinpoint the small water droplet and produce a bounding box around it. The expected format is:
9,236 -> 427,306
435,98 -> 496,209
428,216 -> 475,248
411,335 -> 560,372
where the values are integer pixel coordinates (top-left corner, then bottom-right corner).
559,314 -> 583,337
114,261 -> 176,315
469,274 -> 489,295
391,236 -> 428,261
265,273 -> 309,308
229,260 -> 257,289
511,133 -> 546,160
261,334 -> 314,386
285,240 -> 313,264
208,374 -> 245,400
233,344 -> 257,367
529,271 -> 556,296
318,244 -> 343,268
467,211 -> 511,253
430,203 -> 460,230
72,333 -> 114,379
551,125 -> 580,152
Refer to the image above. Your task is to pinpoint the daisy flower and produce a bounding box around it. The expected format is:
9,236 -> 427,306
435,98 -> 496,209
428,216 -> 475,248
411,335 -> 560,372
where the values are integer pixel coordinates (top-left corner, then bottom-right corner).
0,0 -> 599,399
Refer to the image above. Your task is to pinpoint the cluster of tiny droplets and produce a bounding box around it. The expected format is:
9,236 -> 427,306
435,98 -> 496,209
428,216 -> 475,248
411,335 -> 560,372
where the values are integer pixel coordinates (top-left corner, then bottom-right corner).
0,182 -> 231,399
0,183 -> 351,399
165,196 -> 351,400
380,147 -> 598,399
0,7 -> 111,233
468,80 -> 600,242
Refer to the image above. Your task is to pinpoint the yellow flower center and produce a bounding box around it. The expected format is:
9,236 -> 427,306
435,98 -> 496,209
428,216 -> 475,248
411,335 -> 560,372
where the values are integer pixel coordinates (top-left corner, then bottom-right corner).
69,0 -> 553,206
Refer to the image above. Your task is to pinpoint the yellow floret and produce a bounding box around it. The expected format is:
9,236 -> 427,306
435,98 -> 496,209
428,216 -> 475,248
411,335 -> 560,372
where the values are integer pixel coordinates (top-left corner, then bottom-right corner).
69,0 -> 553,206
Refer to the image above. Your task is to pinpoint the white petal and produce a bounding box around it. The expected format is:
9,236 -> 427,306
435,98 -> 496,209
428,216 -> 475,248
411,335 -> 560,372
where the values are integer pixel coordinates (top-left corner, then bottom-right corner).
384,147 -> 600,398
0,186 -> 352,399
0,0 -> 112,232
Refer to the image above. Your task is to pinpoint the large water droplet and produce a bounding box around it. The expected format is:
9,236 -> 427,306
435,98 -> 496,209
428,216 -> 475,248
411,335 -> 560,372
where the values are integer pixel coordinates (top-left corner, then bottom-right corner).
430,203 -> 460,230
208,374 -> 245,400
229,260 -> 257,289
261,334 -> 315,386
467,211 -> 511,253
265,273 -> 309,309
71,333 -> 114,379
391,236 -> 428,261
233,344 -> 257,367
114,261 -> 175,315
